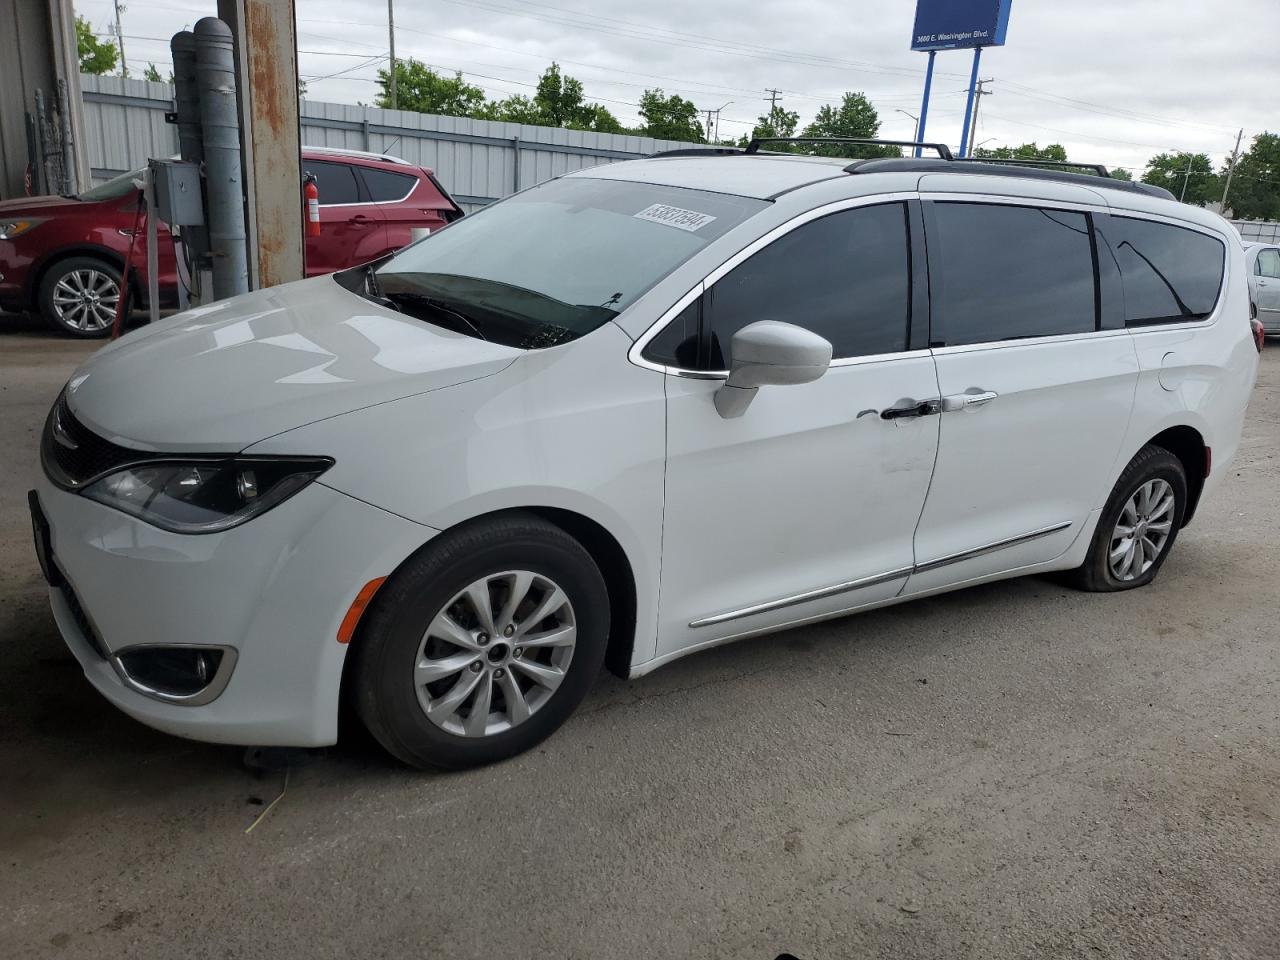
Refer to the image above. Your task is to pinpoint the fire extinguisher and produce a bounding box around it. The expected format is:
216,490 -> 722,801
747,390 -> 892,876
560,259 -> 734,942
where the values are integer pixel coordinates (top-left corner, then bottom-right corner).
303,172 -> 321,237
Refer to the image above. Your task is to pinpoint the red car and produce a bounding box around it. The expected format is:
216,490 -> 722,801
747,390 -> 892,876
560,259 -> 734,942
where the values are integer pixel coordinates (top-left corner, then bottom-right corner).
0,147 -> 462,337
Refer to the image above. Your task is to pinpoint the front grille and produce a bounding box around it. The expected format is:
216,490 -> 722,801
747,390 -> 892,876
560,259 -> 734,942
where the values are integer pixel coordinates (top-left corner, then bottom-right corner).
57,572 -> 108,660
40,391 -> 146,490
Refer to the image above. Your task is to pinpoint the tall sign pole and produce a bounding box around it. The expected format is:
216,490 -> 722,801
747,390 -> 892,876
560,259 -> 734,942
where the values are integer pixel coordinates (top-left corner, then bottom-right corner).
958,48 -> 983,157
910,0 -> 1012,155
914,51 -> 936,157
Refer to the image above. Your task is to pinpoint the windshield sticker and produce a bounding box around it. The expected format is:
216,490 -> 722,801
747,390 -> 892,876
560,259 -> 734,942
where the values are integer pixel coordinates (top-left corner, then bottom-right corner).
633,204 -> 717,233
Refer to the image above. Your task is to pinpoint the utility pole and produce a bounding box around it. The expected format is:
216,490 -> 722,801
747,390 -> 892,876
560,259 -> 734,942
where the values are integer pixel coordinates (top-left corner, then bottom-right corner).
1179,154 -> 1193,203
113,0 -> 128,77
966,78 -> 992,156
765,88 -> 782,113
388,0 -> 397,110
1220,128 -> 1244,212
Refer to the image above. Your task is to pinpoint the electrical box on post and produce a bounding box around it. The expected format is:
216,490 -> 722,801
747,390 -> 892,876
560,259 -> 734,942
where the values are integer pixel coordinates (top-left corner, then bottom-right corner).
149,159 -> 205,227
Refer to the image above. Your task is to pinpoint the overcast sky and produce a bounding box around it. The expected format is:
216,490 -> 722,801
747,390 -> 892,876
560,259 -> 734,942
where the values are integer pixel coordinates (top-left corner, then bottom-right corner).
77,0 -> 1276,174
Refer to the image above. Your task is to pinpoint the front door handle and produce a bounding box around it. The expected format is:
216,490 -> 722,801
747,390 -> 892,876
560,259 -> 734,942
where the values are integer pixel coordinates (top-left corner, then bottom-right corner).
941,389 -> 999,412
348,214 -> 371,224
881,398 -> 941,420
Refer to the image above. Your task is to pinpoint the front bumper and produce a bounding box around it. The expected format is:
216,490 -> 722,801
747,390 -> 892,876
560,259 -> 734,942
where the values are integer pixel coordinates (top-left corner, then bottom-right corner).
35,473 -> 434,746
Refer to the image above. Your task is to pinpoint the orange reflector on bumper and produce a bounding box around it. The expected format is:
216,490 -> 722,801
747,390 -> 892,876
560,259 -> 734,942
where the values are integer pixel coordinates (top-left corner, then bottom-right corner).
338,577 -> 387,644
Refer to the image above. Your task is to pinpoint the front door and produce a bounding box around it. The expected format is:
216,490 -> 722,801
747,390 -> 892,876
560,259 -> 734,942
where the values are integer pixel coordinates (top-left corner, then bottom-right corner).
653,200 -> 941,659
904,199 -> 1139,596
303,159 -> 388,276
1256,247 -> 1280,329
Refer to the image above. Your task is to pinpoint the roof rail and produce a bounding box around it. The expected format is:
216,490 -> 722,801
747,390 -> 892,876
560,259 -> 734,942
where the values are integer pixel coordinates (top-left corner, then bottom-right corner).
648,147 -> 744,159
843,157 -> 1175,200
744,137 -> 954,160
955,157 -> 1112,177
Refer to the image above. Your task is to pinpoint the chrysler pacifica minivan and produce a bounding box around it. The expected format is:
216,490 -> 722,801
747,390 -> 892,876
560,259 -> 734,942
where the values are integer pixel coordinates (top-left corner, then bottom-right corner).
31,144 -> 1259,769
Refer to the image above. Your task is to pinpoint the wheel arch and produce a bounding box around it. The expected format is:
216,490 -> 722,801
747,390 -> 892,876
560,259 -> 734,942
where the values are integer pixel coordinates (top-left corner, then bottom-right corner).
344,505 -> 640,690
1145,424 -> 1208,527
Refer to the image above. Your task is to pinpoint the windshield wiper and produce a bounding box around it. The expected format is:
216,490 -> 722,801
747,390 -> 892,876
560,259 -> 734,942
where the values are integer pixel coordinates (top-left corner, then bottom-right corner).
386,291 -> 490,342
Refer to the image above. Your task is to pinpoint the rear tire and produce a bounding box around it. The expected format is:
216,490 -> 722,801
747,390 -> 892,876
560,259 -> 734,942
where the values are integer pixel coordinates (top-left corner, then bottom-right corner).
38,256 -> 122,338
1067,444 -> 1187,592
353,513 -> 609,771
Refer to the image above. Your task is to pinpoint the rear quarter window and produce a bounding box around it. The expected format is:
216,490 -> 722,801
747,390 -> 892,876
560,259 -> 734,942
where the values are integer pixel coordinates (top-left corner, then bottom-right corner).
1104,216 -> 1225,326
360,167 -> 419,203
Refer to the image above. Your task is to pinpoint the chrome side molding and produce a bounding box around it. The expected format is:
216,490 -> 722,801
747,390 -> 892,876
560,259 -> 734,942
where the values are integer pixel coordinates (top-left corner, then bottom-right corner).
689,520 -> 1073,628
689,566 -> 914,628
911,521 -> 1073,573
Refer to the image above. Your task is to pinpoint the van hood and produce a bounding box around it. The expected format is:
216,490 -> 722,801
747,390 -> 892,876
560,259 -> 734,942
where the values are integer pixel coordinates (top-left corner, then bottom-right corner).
65,275 -> 522,451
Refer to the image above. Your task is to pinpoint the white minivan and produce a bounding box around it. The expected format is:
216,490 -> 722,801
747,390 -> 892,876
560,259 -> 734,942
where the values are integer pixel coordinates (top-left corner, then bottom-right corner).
31,142 -> 1260,769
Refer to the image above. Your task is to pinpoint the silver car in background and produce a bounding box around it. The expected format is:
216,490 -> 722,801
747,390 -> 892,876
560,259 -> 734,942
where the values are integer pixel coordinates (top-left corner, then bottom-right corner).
1245,242 -> 1280,334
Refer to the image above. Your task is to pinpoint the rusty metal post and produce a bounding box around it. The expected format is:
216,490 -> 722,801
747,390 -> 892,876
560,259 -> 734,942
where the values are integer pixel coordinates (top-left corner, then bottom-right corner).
217,0 -> 304,289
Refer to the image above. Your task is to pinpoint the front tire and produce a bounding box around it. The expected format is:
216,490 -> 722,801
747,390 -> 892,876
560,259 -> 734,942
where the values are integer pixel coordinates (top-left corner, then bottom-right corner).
1068,444 -> 1187,592
38,256 -> 122,338
353,513 -> 609,770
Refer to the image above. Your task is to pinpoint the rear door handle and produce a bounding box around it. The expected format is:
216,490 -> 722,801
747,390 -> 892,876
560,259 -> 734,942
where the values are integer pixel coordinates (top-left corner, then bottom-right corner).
881,398 -> 941,420
348,214 -> 371,224
941,389 -> 999,412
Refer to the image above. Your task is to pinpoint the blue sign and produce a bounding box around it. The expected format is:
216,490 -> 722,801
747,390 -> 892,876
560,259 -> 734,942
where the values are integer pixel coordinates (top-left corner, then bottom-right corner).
911,0 -> 1012,51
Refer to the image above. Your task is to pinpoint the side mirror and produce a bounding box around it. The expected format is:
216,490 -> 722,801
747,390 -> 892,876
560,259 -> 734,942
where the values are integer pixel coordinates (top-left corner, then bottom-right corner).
714,320 -> 832,418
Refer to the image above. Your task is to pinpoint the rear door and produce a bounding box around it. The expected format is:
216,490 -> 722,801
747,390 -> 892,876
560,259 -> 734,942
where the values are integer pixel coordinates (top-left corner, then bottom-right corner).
903,195 -> 1140,596
1255,246 -> 1280,329
303,159 -> 388,276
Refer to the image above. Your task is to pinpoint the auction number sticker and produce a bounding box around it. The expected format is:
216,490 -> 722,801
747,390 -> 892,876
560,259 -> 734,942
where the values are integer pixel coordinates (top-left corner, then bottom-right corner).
633,203 -> 717,232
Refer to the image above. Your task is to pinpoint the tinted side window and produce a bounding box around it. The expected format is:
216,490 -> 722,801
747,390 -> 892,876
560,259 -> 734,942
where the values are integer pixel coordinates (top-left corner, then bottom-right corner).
1108,216 -> 1224,325
306,160 -> 361,205
705,203 -> 911,367
643,298 -> 700,368
1256,248 -> 1280,278
361,166 -> 418,203
930,202 -> 1096,346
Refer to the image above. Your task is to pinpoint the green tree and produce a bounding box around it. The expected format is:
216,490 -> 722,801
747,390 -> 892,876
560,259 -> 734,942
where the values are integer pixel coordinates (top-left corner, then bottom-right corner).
1109,167 -> 1134,181
480,64 -> 623,133
800,91 -> 899,158
742,104 -> 800,149
75,16 -> 119,75
1223,132 -> 1280,220
533,62 -> 584,127
974,141 -> 1069,163
1141,152 -> 1219,205
142,63 -> 164,83
637,89 -> 704,142
532,63 -> 624,132
374,59 -> 487,117
478,94 -> 542,124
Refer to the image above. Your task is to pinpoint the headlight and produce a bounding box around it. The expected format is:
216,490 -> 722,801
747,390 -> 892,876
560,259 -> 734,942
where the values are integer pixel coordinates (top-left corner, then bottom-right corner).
0,218 -> 44,240
82,457 -> 333,534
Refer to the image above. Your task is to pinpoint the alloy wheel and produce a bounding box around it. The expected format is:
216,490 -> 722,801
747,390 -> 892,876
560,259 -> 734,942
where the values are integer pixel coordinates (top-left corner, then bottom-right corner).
51,268 -> 119,333
414,570 -> 577,737
1109,478 -> 1175,581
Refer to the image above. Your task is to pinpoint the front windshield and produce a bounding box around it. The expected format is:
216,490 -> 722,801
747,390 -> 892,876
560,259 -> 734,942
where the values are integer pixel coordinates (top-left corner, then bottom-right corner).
78,168 -> 143,201
371,177 -> 767,349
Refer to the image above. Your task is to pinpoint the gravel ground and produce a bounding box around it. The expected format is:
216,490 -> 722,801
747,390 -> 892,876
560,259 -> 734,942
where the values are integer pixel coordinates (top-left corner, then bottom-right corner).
1,321 -> 1277,960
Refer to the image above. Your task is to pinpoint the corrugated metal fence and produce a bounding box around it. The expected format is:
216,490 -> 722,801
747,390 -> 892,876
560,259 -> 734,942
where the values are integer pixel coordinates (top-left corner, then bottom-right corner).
81,74 -> 706,211
1232,220 -> 1280,244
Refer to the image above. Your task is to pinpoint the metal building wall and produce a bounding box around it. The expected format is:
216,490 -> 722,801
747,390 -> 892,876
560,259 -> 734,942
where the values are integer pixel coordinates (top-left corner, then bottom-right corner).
0,0 -> 87,200
81,74 -> 712,211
